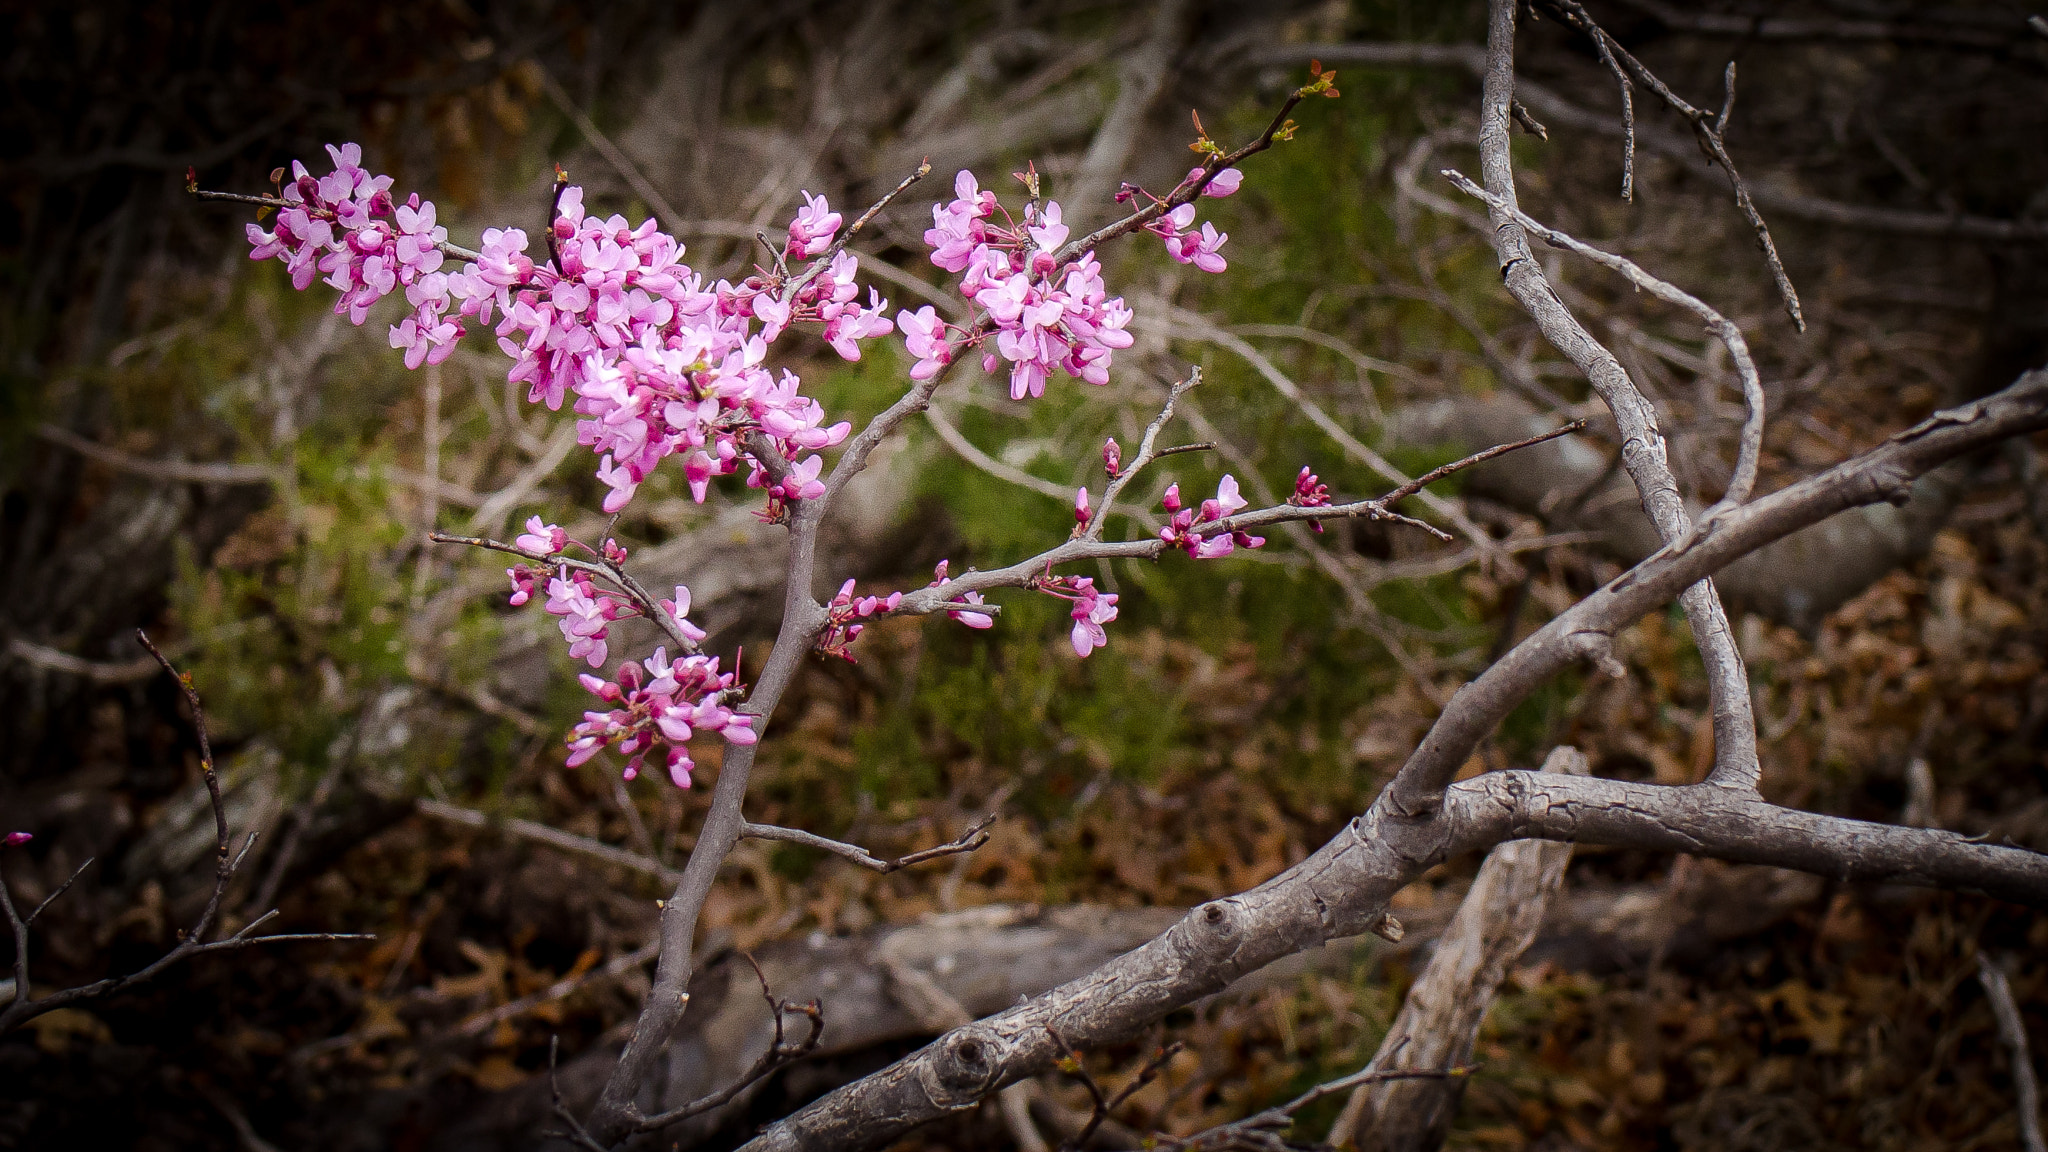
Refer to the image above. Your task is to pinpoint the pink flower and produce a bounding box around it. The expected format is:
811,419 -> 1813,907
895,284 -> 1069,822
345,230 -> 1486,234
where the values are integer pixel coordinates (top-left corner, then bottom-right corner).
1189,222 -> 1229,274
1103,437 -> 1122,477
515,516 -> 568,555
1027,200 -> 1069,251
1069,585 -> 1118,657
1074,486 -> 1091,525
786,190 -> 843,259
1192,166 -> 1243,197
660,584 -> 709,644
4,831 -> 30,847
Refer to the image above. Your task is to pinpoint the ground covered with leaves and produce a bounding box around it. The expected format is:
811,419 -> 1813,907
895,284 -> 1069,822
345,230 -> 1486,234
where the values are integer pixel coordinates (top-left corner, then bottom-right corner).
4,3 -> 2046,1150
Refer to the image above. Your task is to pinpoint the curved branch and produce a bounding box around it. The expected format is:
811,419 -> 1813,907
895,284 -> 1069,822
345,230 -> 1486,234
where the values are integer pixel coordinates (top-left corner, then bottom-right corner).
736,366 -> 2048,1152
1466,0 -> 1763,794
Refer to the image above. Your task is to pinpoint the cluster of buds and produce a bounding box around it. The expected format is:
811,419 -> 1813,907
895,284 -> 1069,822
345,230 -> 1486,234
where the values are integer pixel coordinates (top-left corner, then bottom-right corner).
1158,476 -> 1265,558
928,560 -> 994,629
566,646 -> 755,789
817,579 -> 905,661
1288,466 -> 1333,532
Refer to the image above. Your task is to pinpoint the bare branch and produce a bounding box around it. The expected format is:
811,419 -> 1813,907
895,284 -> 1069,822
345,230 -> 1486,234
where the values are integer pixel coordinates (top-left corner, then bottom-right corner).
740,812 -> 996,875
633,954 -> 824,1133
1533,0 -> 1805,329
1440,169 -> 1765,506
34,423 -> 275,484
0,632 -> 370,1035
1465,0 -> 1764,794
735,368 -> 2048,1152
1979,954 -> 2048,1152
416,799 -> 682,885
535,62 -> 683,233
1256,44 -> 2048,243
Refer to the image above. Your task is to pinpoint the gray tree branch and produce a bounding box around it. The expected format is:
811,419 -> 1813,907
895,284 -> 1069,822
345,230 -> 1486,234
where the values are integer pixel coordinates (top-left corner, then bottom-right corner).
735,368 -> 2048,1152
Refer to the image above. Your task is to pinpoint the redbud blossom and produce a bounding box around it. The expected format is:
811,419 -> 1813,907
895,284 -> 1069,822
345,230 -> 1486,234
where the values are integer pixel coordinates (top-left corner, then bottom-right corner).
246,143 -> 882,526
564,644 -> 753,787
1103,437 -> 1122,478
1191,166 -> 1243,197
929,560 -> 994,629
4,832 -> 30,846
1039,574 -> 1118,658
515,516 -> 568,555
920,170 -> 1141,400
1289,466 -> 1332,532
1074,487 -> 1091,525
1159,475 -> 1264,558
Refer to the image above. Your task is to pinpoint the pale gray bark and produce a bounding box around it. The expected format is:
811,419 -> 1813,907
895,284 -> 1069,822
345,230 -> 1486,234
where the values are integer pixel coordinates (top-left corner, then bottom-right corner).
736,367 -> 2048,1152
1339,746 -> 1585,1152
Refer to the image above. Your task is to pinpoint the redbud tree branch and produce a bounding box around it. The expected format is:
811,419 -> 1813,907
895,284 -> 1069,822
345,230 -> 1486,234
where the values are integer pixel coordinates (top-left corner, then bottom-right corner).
734,364 -> 2048,1152
1464,0 -> 1764,795
585,83 -> 1349,1141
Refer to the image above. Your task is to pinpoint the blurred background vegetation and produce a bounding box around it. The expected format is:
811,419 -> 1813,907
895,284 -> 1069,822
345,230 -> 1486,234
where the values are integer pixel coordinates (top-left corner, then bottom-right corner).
3,2 -> 2046,1149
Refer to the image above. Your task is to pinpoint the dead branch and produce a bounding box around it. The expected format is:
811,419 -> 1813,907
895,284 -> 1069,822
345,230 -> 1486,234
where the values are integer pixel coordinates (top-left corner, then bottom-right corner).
1461,1 -> 1764,794
0,630 -> 370,1035
1336,746 -> 1585,1151
733,366 -> 2048,1152
1978,954 -> 2048,1152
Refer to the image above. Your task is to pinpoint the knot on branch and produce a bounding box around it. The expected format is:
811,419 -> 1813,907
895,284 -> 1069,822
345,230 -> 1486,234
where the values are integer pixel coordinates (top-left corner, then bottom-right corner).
1176,898 -> 1246,964
1566,630 -> 1627,680
917,1024 -> 1008,1109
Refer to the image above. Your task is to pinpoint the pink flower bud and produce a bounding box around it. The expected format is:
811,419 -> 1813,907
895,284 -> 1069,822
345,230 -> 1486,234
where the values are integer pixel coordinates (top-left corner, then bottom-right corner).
1103,438 -> 1122,477
4,832 -> 30,846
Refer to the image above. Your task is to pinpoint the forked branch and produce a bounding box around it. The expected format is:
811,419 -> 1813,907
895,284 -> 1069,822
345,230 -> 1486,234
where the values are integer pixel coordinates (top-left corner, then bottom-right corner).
0,630 -> 369,1035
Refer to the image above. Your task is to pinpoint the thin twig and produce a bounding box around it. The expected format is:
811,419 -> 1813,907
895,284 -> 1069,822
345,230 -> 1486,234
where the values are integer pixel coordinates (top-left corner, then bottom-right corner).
1046,1027 -> 1182,1152
535,62 -> 683,232
1164,1064 -> 1473,1150
1441,169 -> 1766,505
741,812 -> 997,875
1979,953 -> 2048,1152
1534,0 -> 1806,329
0,633 -> 371,1035
632,954 -> 824,1132
416,799 -> 682,885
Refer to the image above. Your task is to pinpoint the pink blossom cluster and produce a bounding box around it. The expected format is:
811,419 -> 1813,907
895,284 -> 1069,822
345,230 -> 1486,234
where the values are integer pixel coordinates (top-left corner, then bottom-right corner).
566,645 -> 756,789
1133,167 -> 1240,272
1159,475 -> 1265,558
907,170 -> 1169,399
1039,573 -> 1119,657
543,568 -> 634,668
1288,466 -> 1332,532
818,578 -> 905,661
245,144 -> 461,360
246,146 -> 895,518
